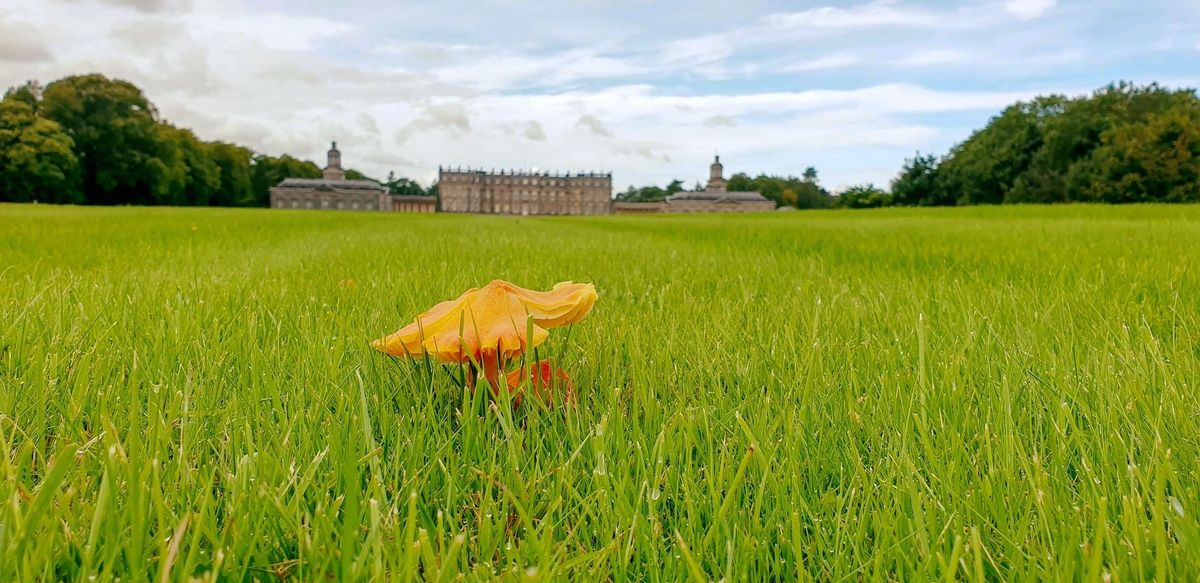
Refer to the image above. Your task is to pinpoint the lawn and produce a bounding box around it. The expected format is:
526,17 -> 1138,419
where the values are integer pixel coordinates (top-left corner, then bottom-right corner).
1,203 -> 1198,581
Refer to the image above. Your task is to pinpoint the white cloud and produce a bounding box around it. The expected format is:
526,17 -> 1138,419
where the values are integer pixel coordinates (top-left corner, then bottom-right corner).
576,114 -> 614,138
65,0 -> 191,13
704,115 -> 737,128
1005,0 -> 1057,20
522,121 -> 546,141
893,49 -> 969,67
660,35 -> 735,67
763,1 -> 943,30
188,10 -> 355,52
0,17 -> 54,63
433,48 -> 646,91
358,113 -> 380,136
781,53 -> 862,72
395,103 -> 471,144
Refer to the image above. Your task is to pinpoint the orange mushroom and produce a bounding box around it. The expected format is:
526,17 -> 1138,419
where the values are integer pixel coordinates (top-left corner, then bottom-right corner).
373,279 -> 597,387
505,360 -> 576,407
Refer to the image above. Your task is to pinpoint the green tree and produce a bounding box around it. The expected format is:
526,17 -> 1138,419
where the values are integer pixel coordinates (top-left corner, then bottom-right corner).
727,172 -> 831,209
725,172 -> 755,193
1087,102 -> 1200,203
838,184 -> 892,208
614,180 -> 676,202
251,154 -> 321,206
206,142 -> 254,206
937,96 -> 1063,205
384,174 -> 429,196
890,153 -> 948,206
0,95 -> 80,203
793,181 -> 829,209
901,82 -> 1200,206
41,74 -> 167,205
3,80 -> 42,112
158,125 -> 221,206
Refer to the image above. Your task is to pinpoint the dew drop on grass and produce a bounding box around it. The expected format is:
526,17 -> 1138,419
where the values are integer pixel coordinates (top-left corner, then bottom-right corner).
651,489 -> 661,501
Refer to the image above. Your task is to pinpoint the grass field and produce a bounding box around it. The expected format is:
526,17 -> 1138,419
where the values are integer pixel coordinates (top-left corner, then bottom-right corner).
2,203 -> 1199,581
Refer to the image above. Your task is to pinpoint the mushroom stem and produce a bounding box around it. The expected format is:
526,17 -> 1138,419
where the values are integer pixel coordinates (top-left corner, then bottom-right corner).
481,354 -> 503,393
465,357 -> 505,394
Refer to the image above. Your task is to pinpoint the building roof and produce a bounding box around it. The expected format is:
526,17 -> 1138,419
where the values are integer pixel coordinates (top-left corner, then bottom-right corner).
275,178 -> 386,192
390,194 -> 436,202
665,189 -> 770,203
440,167 -> 611,178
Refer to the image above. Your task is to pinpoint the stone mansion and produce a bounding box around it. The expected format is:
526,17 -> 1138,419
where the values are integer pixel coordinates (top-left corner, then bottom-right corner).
270,143 -> 773,215
438,168 -> 613,216
269,143 -> 435,213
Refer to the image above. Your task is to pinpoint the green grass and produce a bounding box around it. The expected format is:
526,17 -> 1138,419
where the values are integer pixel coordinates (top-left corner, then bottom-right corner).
2,203 -> 1199,581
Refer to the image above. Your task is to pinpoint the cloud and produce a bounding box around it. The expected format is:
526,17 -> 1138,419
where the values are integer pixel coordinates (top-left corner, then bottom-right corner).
188,10 -> 354,51
1004,0 -> 1057,20
111,18 -> 186,50
432,47 -> 646,91
893,49 -> 969,67
395,102 -> 471,144
703,115 -> 737,127
762,1 -> 944,31
781,53 -> 861,72
616,146 -> 670,162
522,121 -> 546,141
659,35 -> 735,67
82,0 -> 191,13
576,114 -> 613,137
358,113 -> 380,136
0,19 -> 54,63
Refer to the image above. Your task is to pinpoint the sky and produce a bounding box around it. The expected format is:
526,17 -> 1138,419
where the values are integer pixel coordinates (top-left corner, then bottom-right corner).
2,0 -> 1198,192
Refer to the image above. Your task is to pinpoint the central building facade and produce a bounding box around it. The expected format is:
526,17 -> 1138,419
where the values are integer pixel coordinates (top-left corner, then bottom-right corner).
438,167 -> 612,215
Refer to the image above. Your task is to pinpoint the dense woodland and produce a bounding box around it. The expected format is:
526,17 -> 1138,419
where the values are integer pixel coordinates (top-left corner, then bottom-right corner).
884,82 -> 1200,207
0,74 -> 431,206
1,76 -> 1197,208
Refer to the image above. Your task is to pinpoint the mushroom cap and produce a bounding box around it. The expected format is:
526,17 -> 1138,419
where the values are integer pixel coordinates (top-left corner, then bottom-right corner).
372,280 -> 597,364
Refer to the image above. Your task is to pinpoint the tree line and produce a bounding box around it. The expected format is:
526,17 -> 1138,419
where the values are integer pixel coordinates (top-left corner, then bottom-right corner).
881,82 -> 1200,207
0,74 -> 430,206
